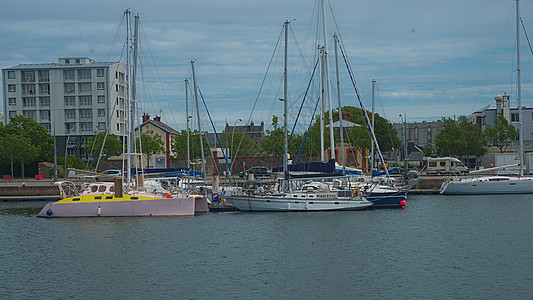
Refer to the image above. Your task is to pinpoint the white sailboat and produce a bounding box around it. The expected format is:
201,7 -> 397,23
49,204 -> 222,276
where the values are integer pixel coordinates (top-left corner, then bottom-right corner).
225,14 -> 372,212
440,0 -> 533,195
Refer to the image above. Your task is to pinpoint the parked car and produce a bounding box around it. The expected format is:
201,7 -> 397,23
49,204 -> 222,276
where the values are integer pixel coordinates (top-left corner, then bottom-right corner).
98,169 -> 122,181
239,166 -> 271,179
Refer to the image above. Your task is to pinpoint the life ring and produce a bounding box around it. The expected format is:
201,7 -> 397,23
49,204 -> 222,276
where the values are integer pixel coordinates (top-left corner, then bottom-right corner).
445,178 -> 450,183
353,187 -> 360,195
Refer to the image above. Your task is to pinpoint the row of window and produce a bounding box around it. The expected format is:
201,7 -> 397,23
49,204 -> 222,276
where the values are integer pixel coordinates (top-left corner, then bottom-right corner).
6,69 -> 105,82
8,96 -> 107,107
7,82 -> 106,94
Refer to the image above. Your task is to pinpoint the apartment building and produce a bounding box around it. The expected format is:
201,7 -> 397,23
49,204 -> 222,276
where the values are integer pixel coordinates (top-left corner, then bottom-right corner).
2,57 -> 125,159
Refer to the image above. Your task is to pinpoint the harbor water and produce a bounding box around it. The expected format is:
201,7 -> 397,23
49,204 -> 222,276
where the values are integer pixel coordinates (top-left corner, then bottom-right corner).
1,194 -> 532,299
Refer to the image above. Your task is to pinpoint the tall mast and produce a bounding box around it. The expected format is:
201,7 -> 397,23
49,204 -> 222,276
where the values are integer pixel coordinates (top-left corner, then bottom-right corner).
124,9 -> 131,186
334,34 -> 345,174
517,0 -> 524,176
191,61 -> 206,184
283,20 -> 289,191
371,79 -> 376,171
185,79 -> 190,178
319,47 -> 325,161
322,0 -> 336,161
131,13 -> 140,173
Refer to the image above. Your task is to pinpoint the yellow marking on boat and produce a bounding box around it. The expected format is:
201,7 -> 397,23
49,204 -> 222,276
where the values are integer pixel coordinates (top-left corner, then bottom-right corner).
56,194 -> 160,203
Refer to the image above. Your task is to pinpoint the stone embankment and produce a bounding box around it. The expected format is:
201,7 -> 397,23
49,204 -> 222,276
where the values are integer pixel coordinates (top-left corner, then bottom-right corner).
0,179 -> 60,201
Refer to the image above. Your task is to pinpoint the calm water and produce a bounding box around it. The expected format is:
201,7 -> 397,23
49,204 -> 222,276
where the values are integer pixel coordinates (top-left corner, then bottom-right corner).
1,194 -> 532,299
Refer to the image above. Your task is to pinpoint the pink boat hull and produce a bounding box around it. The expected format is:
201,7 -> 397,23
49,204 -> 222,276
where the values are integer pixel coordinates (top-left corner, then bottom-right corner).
38,195 -> 208,218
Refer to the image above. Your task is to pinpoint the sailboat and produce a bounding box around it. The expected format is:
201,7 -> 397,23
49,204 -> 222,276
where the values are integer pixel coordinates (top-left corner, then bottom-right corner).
440,0 -> 533,195
225,16 -> 372,212
38,10 -> 208,217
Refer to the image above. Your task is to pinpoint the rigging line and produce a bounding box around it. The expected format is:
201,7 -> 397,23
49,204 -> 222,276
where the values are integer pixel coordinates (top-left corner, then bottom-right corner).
520,17 -> 533,57
339,39 -> 390,178
233,24 -> 285,162
374,82 -> 396,151
197,87 -> 236,184
472,3 -> 514,112
297,95 -> 321,163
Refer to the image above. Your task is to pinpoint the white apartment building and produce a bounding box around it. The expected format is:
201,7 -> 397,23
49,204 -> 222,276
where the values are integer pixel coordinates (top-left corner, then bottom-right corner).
2,57 -> 125,159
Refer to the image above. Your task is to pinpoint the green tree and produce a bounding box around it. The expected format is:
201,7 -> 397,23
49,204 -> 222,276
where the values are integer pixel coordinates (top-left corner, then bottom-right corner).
262,115 -> 285,157
136,130 -> 165,168
422,146 -> 434,157
219,129 -> 260,157
482,113 -> 519,153
0,134 -> 34,179
83,131 -> 123,162
171,130 -> 211,161
435,116 -> 486,158
3,115 -> 54,162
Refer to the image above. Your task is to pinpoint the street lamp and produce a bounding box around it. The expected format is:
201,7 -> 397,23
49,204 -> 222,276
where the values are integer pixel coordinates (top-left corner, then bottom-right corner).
230,119 -> 242,173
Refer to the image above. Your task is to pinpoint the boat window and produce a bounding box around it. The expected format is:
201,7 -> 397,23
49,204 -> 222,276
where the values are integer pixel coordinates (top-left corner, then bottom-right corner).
131,197 -> 139,200
309,202 -> 314,204
91,186 -> 98,193
335,202 -> 339,204
106,196 -> 113,199
293,195 -> 298,198
94,196 -> 102,199
72,198 -> 80,201
98,185 -> 106,192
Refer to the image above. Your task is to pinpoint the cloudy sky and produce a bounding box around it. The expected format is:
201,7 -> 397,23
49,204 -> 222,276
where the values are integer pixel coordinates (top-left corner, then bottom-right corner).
1,0 -> 533,132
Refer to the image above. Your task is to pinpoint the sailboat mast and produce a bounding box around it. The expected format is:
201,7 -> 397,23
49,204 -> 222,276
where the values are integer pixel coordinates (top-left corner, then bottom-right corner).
334,34 -> 345,174
319,47 -> 325,161
191,61 -> 207,184
124,10 -> 132,186
517,0 -> 524,177
283,20 -> 289,191
322,0 -> 336,161
185,79 -> 190,179
371,79 -> 376,171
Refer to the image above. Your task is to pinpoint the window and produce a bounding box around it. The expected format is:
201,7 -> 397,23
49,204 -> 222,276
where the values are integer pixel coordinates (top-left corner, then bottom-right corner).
9,98 -> 16,106
79,83 -> 91,93
8,84 -> 15,92
23,98 -> 36,107
64,70 -> 75,81
78,69 -> 91,80
67,137 -> 77,147
97,82 -> 105,90
79,96 -> 92,106
64,83 -> 75,94
39,84 -> 50,95
98,122 -> 106,130
42,123 -> 51,132
97,69 -> 104,77
98,95 -> 105,103
65,123 -> 76,134
22,84 -> 35,95
98,109 -> 105,117
9,111 -> 17,118
40,97 -> 50,107
75,58 -> 80,64
65,97 -> 75,106
80,122 -> 93,132
38,70 -> 49,82
8,71 -> 15,79
65,59 -> 70,64
79,109 -> 92,120
511,113 -> 519,122
23,110 -> 36,120
22,71 -> 35,82
40,110 -> 50,122
427,127 -> 432,144
65,110 -> 76,121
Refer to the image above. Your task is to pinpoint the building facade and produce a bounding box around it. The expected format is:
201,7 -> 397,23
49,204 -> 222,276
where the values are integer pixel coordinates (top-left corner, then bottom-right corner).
393,120 -> 444,149
2,57 -> 125,159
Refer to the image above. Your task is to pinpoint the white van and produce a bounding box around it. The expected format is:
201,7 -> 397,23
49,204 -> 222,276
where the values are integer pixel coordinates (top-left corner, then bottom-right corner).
426,157 -> 468,175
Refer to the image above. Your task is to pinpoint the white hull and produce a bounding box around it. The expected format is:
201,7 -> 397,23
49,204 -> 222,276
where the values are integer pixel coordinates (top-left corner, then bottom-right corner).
440,176 -> 533,195
225,194 -> 372,212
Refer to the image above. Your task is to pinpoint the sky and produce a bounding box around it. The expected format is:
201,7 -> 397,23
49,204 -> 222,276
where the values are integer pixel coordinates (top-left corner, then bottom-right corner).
1,0 -> 533,133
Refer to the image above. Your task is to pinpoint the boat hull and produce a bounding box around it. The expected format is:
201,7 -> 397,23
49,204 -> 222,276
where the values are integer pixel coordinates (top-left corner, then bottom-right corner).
440,178 -> 533,195
225,196 -> 372,212
366,191 -> 407,207
38,195 -> 208,218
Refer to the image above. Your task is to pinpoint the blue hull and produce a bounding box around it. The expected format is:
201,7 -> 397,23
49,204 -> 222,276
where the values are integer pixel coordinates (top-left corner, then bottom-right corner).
366,191 -> 407,207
